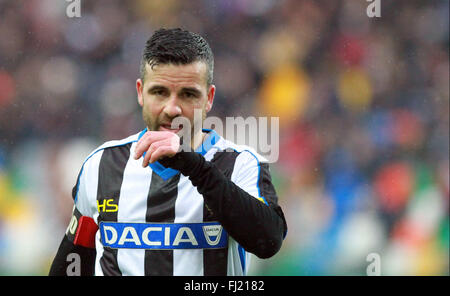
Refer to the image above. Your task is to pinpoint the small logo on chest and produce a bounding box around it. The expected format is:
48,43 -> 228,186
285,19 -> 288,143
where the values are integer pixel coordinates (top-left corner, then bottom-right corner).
97,198 -> 118,213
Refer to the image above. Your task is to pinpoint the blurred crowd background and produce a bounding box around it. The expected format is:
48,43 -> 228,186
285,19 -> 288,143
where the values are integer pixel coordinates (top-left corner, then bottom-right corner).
0,0 -> 448,275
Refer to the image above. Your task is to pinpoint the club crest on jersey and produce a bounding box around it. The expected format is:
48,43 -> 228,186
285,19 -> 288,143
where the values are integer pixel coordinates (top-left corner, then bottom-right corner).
202,224 -> 223,246
100,222 -> 227,250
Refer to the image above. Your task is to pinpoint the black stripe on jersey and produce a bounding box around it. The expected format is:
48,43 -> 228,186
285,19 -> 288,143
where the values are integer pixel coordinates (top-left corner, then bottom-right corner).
71,171 -> 81,201
202,149 -> 238,275
97,144 -> 131,276
144,172 -> 181,276
258,163 -> 278,206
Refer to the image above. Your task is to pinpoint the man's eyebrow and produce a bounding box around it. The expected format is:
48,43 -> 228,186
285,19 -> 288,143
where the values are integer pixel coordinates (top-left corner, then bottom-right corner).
147,85 -> 168,92
179,87 -> 202,95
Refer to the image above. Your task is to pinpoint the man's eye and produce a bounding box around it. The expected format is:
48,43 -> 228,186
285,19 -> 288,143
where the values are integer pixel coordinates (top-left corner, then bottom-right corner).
151,89 -> 166,96
183,92 -> 197,98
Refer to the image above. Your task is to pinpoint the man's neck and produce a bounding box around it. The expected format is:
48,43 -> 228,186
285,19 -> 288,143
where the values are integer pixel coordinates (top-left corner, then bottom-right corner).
191,131 -> 207,151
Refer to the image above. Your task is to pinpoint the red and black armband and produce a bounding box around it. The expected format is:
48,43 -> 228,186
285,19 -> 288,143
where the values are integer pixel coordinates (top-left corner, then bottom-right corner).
66,207 -> 98,248
49,207 -> 98,276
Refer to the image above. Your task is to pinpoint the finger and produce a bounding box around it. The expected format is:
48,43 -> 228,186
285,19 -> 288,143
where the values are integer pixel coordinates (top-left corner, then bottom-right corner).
149,146 -> 176,164
145,136 -> 180,167
135,131 -> 173,159
146,131 -> 175,144
135,132 -> 155,159
169,133 -> 181,153
149,136 -> 179,164
142,141 -> 160,167
142,137 -> 174,167
134,133 -> 149,160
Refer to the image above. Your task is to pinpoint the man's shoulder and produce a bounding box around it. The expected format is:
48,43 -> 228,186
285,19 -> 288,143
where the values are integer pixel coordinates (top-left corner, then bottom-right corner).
83,131 -> 140,164
212,137 -> 268,164
97,132 -> 140,151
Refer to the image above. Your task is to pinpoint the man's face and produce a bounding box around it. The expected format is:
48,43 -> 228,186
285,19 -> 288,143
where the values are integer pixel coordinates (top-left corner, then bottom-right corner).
136,61 -> 215,137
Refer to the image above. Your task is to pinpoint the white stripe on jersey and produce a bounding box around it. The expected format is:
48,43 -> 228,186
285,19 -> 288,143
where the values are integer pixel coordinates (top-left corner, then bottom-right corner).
94,231 -> 104,276
75,149 -> 103,218
117,141 -> 152,276
173,175 -> 204,276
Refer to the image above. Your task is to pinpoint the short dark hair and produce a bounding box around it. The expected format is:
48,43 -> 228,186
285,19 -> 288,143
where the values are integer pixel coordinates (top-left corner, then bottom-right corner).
140,28 -> 214,86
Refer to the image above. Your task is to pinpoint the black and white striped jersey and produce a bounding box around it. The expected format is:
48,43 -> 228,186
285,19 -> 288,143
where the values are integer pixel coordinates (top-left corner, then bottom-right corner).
50,128 -> 287,276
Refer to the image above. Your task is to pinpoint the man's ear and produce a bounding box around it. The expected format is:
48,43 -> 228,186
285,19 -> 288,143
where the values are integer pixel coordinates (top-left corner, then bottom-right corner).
205,84 -> 215,113
136,78 -> 144,107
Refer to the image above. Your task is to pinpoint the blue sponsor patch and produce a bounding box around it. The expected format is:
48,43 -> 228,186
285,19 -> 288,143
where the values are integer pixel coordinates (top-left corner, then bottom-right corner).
100,222 -> 227,250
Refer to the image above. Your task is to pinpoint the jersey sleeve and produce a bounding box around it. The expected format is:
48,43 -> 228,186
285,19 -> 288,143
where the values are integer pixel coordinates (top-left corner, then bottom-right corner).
231,151 -> 287,238
72,148 -> 104,219
231,151 -> 275,206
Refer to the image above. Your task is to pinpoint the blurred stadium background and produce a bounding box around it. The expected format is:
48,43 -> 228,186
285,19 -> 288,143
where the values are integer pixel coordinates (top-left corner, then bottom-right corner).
0,0 -> 448,275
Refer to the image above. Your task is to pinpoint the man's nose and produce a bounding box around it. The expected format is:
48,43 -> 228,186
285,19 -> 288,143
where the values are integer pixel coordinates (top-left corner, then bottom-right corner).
163,95 -> 182,118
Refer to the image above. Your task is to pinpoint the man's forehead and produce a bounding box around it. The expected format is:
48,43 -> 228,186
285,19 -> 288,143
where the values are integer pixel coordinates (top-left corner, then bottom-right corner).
144,61 -> 208,87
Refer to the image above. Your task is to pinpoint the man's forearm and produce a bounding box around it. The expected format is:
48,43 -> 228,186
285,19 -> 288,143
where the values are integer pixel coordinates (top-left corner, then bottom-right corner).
49,236 -> 96,276
159,153 -> 287,258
